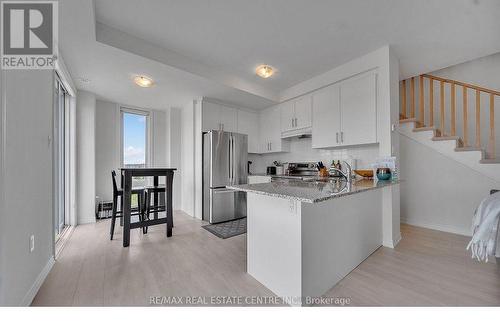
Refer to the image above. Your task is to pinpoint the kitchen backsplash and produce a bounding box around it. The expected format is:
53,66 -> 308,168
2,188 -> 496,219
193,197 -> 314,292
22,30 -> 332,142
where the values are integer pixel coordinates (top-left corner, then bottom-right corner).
248,137 -> 379,174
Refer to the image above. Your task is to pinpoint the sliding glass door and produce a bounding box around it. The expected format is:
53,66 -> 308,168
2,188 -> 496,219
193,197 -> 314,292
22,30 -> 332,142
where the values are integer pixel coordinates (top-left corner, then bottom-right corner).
54,75 -> 68,239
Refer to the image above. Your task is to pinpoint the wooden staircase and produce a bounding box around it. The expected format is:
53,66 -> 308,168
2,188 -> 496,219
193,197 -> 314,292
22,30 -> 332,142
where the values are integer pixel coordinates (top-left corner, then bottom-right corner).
400,74 -> 499,164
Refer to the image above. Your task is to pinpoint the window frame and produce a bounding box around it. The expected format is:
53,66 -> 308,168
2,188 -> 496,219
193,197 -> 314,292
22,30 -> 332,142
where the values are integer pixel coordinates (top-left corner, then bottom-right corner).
120,107 -> 152,168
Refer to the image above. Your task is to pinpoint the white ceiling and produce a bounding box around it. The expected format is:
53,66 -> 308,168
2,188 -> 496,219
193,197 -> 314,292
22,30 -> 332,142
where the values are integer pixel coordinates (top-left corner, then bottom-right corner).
59,0 -> 276,110
60,0 -> 500,111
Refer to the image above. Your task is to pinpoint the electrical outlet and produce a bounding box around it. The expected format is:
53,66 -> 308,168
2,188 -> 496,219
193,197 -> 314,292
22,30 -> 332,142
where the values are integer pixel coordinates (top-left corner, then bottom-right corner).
29,235 -> 35,253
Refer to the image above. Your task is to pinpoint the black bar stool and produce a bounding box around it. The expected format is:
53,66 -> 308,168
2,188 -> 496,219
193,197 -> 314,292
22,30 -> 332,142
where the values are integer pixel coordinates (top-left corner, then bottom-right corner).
142,184 -> 172,233
110,170 -> 146,240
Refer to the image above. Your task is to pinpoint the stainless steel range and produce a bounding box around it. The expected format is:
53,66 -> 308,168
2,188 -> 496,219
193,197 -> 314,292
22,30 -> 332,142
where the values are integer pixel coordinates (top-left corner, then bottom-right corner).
286,162 -> 318,178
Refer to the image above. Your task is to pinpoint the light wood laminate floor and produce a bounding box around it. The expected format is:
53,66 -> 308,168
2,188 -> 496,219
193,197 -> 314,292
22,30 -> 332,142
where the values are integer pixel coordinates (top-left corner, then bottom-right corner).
32,212 -> 500,306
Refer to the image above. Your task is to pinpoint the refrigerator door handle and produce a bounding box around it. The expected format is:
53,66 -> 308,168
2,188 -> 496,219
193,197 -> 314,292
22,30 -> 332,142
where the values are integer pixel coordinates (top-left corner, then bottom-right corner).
227,137 -> 232,184
231,135 -> 235,183
230,134 -> 234,184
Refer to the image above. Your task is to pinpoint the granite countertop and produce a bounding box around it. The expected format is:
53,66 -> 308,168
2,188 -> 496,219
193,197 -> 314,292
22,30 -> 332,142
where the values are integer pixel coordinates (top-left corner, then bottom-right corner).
228,178 -> 400,203
249,173 -> 304,179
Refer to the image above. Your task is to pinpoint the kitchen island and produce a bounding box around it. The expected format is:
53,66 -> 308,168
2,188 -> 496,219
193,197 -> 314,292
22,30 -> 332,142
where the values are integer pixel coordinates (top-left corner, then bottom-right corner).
228,178 -> 400,306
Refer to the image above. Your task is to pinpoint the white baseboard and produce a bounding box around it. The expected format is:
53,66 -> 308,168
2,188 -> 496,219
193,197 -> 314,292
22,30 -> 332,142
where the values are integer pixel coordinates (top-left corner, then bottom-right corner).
401,218 -> 472,237
383,232 -> 402,249
78,217 -> 96,224
393,233 -> 402,247
21,256 -> 55,306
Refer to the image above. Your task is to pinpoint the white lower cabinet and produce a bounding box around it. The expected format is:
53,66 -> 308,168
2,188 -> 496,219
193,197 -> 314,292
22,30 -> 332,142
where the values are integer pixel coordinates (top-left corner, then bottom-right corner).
312,71 -> 377,148
247,175 -> 272,184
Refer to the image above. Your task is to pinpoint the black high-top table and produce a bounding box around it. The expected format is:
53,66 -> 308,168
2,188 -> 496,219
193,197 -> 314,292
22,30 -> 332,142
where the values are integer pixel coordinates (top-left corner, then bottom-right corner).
120,168 -> 176,247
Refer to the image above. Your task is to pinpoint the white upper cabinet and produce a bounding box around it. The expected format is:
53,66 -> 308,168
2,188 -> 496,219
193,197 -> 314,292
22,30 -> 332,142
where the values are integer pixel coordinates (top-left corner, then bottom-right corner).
293,95 -> 312,130
280,101 -> 295,132
237,109 -> 260,154
260,106 -> 289,153
201,100 -> 237,132
280,96 -> 312,135
312,72 -> 377,148
312,84 -> 341,148
339,72 -> 377,146
218,104 -> 238,132
202,100 -> 222,132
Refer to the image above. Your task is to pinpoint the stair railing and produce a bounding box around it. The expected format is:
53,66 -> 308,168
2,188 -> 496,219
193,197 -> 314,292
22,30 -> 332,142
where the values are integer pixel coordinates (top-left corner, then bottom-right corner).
400,74 -> 500,159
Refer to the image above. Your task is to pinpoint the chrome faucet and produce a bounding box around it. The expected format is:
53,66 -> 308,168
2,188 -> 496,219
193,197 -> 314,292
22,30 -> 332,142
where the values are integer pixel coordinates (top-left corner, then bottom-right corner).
329,161 -> 352,183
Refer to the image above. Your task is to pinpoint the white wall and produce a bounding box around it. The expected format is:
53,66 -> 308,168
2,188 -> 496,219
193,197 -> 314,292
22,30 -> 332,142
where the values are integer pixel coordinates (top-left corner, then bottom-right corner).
0,70 -> 55,305
167,107 -> 182,210
181,101 -> 196,216
431,52 -> 500,92
76,91 -> 96,224
400,134 -> 500,236
95,100 -> 118,202
0,66 -> 4,304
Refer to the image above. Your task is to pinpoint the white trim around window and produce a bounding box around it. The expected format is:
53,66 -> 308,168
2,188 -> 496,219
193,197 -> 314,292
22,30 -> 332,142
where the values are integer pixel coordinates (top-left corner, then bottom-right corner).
119,106 -> 153,168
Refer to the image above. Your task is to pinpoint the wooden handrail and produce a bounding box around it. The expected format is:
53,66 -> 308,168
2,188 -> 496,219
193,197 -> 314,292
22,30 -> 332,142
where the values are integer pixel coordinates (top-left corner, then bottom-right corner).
401,74 -> 496,158
423,74 -> 500,97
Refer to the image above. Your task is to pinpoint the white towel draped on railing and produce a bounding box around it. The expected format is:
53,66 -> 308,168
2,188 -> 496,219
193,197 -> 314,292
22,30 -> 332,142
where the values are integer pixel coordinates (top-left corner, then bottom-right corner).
467,191 -> 500,262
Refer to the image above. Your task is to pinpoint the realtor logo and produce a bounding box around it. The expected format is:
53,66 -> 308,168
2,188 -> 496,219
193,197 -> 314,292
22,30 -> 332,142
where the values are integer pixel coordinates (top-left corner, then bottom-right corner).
1,1 -> 57,69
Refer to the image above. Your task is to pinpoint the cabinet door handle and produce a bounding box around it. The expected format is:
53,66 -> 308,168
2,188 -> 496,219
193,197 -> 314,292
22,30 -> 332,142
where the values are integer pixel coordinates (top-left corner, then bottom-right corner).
336,132 -> 339,143
341,131 -> 344,143
295,117 -> 298,127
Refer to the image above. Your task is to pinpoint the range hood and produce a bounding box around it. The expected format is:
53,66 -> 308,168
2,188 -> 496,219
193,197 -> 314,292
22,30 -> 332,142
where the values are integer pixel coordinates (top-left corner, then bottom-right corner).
281,126 -> 312,139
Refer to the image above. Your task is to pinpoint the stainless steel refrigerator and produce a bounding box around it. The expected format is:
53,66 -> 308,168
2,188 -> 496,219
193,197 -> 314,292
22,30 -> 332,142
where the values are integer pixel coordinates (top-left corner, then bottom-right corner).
203,130 -> 248,224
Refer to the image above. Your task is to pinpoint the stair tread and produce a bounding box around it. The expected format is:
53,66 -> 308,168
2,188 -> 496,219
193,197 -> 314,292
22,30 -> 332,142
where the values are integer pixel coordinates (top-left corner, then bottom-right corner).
431,136 -> 461,141
399,118 -> 417,123
455,147 -> 484,152
480,159 -> 500,164
413,126 -> 436,132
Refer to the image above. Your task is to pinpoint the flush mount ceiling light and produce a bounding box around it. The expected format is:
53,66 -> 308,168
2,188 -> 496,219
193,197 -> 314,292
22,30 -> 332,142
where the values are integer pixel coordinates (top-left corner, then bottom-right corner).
133,75 -> 154,88
255,65 -> 274,79
78,77 -> 91,84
